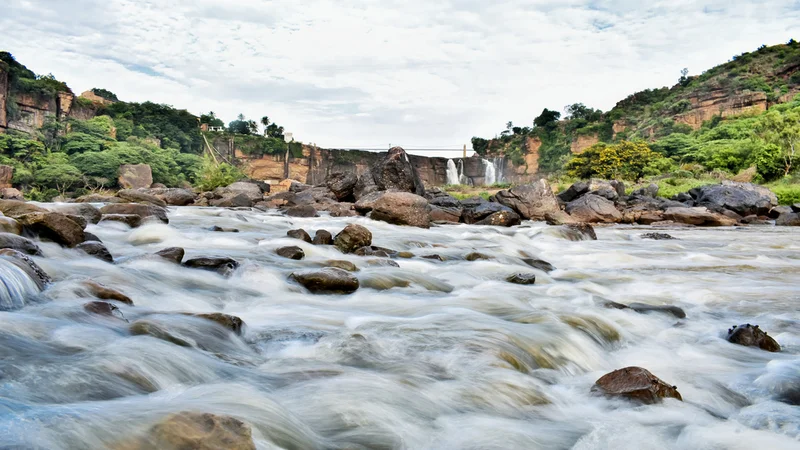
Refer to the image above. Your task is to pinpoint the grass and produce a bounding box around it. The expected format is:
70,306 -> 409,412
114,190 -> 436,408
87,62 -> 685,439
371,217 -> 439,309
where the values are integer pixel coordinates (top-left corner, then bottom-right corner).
766,179 -> 800,205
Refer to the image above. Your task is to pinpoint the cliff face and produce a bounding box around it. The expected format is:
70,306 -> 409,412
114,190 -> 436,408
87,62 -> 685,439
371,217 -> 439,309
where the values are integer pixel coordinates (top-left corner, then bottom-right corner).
0,64 -> 7,132
674,90 -> 767,129
571,133 -> 600,154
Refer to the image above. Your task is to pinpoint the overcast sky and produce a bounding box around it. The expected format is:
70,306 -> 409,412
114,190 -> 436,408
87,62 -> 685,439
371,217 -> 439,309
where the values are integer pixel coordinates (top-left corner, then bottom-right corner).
3,0 -> 799,154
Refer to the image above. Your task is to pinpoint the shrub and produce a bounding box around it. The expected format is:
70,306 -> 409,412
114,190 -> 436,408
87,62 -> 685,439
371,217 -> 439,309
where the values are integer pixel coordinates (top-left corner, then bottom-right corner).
565,141 -> 662,180
195,156 -> 245,191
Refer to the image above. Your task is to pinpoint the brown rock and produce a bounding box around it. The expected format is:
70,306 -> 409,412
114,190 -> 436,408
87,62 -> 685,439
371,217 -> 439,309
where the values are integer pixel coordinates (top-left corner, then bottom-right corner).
100,214 -> 144,228
83,301 -> 127,321
429,205 -> 462,223
368,191 -> 431,228
290,267 -> 360,294
0,249 -> 51,289
465,252 -> 490,261
100,203 -> 169,224
494,180 -> 560,220
507,273 -> 536,285
118,164 -> 153,189
276,246 -> 305,260
727,324 -> 781,352
287,229 -> 312,243
192,313 -> 245,335
285,205 -> 318,217
117,189 -> 167,207
16,212 -> 85,247
0,187 -> 24,200
76,241 -> 114,263
47,203 -> 102,224
0,232 -> 42,255
475,210 -> 521,227
592,367 -> 683,404
328,202 -> 357,217
0,165 -> 13,188
79,280 -> 134,305
312,229 -> 333,245
326,171 -> 358,201
325,260 -> 358,272
183,257 -> 239,277
662,207 -> 737,227
565,194 -> 622,223
0,199 -> 47,217
75,194 -> 125,203
209,193 -> 252,208
118,412 -> 256,450
334,224 -> 372,253
0,217 -> 22,235
544,210 -> 579,225
155,247 -> 185,264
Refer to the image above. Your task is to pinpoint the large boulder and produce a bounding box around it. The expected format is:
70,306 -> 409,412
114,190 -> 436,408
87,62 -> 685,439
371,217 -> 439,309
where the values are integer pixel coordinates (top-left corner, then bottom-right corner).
276,246 -> 305,260
662,206 -> 737,226
285,205 -> 318,218
325,171 -> 358,201
100,203 -> 169,224
209,193 -> 252,208
100,214 -> 143,228
776,212 -> 800,226
213,181 -> 265,204
115,412 -> 256,450
0,232 -> 42,255
0,248 -> 51,290
690,182 -> 777,217
557,181 -> 590,203
461,197 -> 515,224
158,188 -> 196,206
118,164 -> 153,189
727,323 -> 780,352
334,224 -> 372,253
565,194 -> 622,223
0,188 -> 24,200
368,147 -> 425,196
429,205 -> 462,223
592,367 -> 683,404
367,192 -> 431,228
15,212 -> 85,247
313,229 -> 333,245
0,217 -> 22,235
76,241 -> 114,263
46,203 -> 102,224
494,180 -> 560,221
117,189 -> 167,207
0,200 -> 47,217
290,268 -> 359,294
475,210 -> 521,227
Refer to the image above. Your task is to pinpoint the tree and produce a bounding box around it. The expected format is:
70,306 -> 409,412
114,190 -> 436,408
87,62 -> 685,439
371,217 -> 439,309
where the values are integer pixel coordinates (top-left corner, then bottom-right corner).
260,116 -> 270,135
533,108 -> 561,130
564,103 -> 602,122
756,108 -> 800,177
200,111 -> 224,128
679,68 -> 690,86
265,123 -> 284,139
565,141 -> 662,180
228,118 -> 252,135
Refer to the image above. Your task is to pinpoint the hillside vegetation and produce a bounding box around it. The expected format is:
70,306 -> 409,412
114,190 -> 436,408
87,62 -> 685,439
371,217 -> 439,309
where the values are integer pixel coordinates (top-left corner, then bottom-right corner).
473,40 -> 800,189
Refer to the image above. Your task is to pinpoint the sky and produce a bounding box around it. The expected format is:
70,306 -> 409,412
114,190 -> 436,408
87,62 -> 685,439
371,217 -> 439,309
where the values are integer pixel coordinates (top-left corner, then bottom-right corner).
2,0 -> 800,155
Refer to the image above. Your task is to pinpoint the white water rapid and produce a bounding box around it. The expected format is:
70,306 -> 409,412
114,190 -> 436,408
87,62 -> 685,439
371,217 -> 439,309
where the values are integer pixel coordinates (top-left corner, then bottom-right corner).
0,207 -> 798,449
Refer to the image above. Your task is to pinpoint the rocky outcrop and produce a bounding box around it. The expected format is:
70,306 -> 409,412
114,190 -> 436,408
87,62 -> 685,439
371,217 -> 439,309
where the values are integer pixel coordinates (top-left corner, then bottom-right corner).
675,90 -> 768,130
0,199 -> 47,217
46,203 -> 102,224
326,171 -> 358,201
494,180 -> 560,220
570,133 -> 599,154
690,182 -> 777,217
662,206 -> 737,227
565,194 -> 622,223
592,367 -> 682,404
76,241 -> 114,263
118,164 -> 153,189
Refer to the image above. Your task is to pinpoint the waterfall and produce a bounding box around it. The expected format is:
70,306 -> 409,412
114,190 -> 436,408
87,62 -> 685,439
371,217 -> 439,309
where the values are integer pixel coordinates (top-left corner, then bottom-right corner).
458,159 -> 468,185
446,159 -> 460,185
493,157 -> 505,184
482,159 -> 496,185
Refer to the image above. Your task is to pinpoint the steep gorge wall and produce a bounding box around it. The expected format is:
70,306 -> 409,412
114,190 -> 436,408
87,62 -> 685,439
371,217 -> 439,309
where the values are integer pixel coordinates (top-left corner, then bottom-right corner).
0,65 -> 7,132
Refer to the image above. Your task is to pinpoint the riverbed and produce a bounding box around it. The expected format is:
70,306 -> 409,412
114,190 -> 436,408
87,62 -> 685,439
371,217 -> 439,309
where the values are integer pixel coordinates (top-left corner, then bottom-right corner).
1,206 -> 798,449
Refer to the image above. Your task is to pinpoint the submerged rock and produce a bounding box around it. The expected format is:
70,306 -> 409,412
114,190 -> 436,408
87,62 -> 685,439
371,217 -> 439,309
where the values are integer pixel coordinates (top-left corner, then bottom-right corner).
84,301 -> 127,321
641,232 -> 676,240
287,229 -> 312,243
100,203 -> 169,224
76,241 -> 114,263
312,229 -> 333,245
190,313 -> 245,335
628,302 -> 686,319
465,252 -> 491,261
100,214 -> 143,228
290,267 -> 360,294
276,246 -> 305,260
0,216 -> 22,235
115,412 -> 256,450
325,260 -> 358,272
79,280 -> 134,305
592,366 -> 683,404
0,248 -> 50,290
155,247 -> 185,264
183,257 -> 240,277
507,273 -> 536,285
208,225 -> 239,233
0,232 -> 42,255
553,223 -> 597,241
522,258 -> 556,273
334,224 -> 372,254
727,324 -> 781,352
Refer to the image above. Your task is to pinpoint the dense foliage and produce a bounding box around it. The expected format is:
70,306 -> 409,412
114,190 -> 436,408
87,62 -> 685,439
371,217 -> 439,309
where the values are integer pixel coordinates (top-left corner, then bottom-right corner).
565,141 -> 665,180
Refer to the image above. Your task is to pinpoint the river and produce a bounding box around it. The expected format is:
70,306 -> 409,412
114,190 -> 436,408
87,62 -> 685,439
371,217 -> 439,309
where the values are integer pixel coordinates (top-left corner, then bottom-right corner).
1,206 -> 798,449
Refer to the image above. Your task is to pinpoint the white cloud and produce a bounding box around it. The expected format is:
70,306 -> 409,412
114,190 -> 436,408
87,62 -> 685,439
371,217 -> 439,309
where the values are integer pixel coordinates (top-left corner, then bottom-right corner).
2,0 -> 799,154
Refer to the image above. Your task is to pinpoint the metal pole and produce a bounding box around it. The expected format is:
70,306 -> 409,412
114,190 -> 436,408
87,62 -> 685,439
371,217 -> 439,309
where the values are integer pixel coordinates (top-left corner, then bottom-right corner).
463,144 -> 466,158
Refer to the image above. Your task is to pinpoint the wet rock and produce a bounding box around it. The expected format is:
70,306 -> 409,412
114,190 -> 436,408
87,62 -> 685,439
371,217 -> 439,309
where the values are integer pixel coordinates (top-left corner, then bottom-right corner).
16,212 -> 85,247
475,210 -> 521,227
592,366 -> 683,404
0,248 -> 51,289
76,241 -> 114,263
461,198 -> 515,224
557,181 -> 590,203
429,204 -> 463,224
117,189 -> 167,207
353,169 -> 380,200
366,259 -> 400,267
0,216 -> 22,235
325,260 -> 358,272
145,187 -> 196,206
465,252 -> 491,261
155,247 -> 185,264
0,199 -> 48,217
130,320 -> 192,347
397,251 -> 415,258
47,203 -> 102,224
100,213 -> 143,228
84,232 -> 101,243
183,257 -> 240,277
727,324 -> 781,352
775,212 -> 800,226
545,210 -> 579,225
276,246 -> 305,260
628,303 -> 686,319
334,224 -> 372,254
555,223 -> 597,241
76,194 -> 125,203
328,202 -> 357,217
662,206 -> 737,227
507,273 -> 536,285
290,267 -> 360,294
287,229 -> 312,243
425,188 -> 461,208
210,193 -> 252,208
641,232 -> 676,240
65,214 -> 88,229
354,246 -> 392,257
285,204 -> 318,218
367,191 -> 431,228
740,215 -> 771,225
421,254 -> 445,261
692,182 -> 777,217
523,258 -> 555,273
84,301 -> 126,321
494,180 -> 561,220
79,280 -> 134,305
326,171 -> 358,201
565,194 -> 622,223
118,164 -> 153,189
369,146 -> 425,196
208,225 -> 239,232
312,229 -> 333,245
100,203 -> 169,224
0,187 -> 24,200
117,412 -> 256,450
191,313 -> 245,335
0,232 -> 42,255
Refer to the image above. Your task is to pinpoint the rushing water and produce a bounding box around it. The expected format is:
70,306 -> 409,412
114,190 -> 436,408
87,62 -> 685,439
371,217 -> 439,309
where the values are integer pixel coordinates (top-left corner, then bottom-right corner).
1,206 -> 799,449
446,160 -> 460,185
482,159 -> 497,185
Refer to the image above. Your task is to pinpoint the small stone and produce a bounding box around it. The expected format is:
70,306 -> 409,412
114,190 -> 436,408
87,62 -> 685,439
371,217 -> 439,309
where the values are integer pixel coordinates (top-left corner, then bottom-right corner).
592,366 -> 683,404
155,247 -> 184,264
628,302 -> 686,319
191,313 -> 245,335
523,258 -> 556,273
397,251 -> 415,259
312,229 -> 333,245
183,257 -> 240,277
84,301 -> 127,321
325,260 -> 358,272
80,280 -> 134,305
507,273 -> 536,285
276,246 -> 305,260
290,268 -> 360,294
76,241 -> 114,263
421,254 -> 445,261
641,232 -> 676,240
287,229 -> 312,243
208,225 -> 239,232
465,252 -> 490,261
